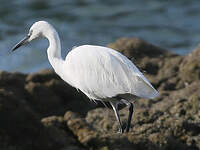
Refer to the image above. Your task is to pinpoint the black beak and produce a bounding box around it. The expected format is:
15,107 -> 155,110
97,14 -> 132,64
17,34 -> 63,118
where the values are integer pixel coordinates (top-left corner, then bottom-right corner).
12,35 -> 30,52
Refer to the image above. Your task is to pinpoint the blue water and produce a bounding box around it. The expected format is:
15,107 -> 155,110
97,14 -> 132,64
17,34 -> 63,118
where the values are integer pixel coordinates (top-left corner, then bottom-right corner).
1,0 -> 200,73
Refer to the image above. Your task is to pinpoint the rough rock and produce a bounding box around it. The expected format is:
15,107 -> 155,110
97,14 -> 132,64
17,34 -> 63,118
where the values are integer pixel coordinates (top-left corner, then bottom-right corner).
108,37 -> 168,59
25,69 -> 97,117
179,44 -> 200,83
0,37 -> 200,150
0,72 -> 86,150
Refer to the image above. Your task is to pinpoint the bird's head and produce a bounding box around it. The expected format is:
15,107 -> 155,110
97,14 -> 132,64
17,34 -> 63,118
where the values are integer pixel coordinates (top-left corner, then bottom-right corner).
12,21 -> 53,51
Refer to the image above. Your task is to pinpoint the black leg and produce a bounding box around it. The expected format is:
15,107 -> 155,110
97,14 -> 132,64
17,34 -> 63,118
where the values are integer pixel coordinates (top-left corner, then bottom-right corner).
110,101 -> 123,133
120,99 -> 133,132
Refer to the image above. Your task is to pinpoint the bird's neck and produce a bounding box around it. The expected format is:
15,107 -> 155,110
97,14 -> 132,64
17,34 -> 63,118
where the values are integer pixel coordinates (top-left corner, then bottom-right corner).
46,29 -> 64,75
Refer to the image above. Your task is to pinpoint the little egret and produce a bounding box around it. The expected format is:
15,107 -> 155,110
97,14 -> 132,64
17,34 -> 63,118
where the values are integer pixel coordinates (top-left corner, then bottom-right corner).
12,21 -> 158,133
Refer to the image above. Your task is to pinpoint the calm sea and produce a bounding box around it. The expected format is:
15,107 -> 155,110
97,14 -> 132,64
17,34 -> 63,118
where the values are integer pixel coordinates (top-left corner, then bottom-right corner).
0,0 -> 200,73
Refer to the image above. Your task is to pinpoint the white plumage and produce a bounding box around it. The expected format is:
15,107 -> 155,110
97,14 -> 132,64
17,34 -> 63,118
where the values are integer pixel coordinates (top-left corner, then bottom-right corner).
12,21 -> 158,133
64,45 -> 158,100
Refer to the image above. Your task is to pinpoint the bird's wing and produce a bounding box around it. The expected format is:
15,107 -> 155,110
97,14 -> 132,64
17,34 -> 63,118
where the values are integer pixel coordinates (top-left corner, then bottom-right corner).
106,48 -> 158,99
63,45 -> 158,100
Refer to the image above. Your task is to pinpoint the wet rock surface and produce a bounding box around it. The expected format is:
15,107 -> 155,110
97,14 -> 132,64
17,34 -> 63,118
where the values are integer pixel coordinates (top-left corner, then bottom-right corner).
0,38 -> 200,150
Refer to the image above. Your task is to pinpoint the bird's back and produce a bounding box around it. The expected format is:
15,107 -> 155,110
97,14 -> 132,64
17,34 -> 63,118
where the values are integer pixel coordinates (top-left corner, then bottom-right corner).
62,45 -> 158,101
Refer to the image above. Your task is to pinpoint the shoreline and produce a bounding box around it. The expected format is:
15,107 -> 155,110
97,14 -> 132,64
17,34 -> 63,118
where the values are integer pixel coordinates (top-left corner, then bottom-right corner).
0,37 -> 200,150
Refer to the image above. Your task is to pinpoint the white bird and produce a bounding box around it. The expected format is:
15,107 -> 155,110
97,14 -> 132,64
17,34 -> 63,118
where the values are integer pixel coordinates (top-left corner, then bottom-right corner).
12,21 -> 158,133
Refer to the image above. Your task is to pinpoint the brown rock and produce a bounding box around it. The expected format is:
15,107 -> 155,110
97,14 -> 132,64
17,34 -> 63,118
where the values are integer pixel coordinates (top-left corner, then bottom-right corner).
0,88 -> 61,150
1,38 -> 200,150
108,37 -> 168,59
179,44 -> 200,83
0,71 -> 87,150
26,69 -> 97,116
26,69 -> 59,83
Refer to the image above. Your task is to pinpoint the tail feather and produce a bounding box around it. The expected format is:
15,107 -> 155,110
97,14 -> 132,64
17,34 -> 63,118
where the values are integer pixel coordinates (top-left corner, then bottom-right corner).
135,78 -> 159,99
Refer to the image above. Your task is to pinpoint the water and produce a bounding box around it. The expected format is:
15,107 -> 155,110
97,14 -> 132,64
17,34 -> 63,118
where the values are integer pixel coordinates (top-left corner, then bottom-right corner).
1,0 -> 200,73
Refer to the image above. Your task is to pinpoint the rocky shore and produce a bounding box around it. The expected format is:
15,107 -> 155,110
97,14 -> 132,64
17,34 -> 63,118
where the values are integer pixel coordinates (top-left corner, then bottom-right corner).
0,38 -> 200,150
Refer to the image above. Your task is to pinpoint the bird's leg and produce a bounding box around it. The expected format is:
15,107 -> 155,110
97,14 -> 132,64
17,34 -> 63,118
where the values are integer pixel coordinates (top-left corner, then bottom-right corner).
120,99 -> 133,132
110,101 -> 123,133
